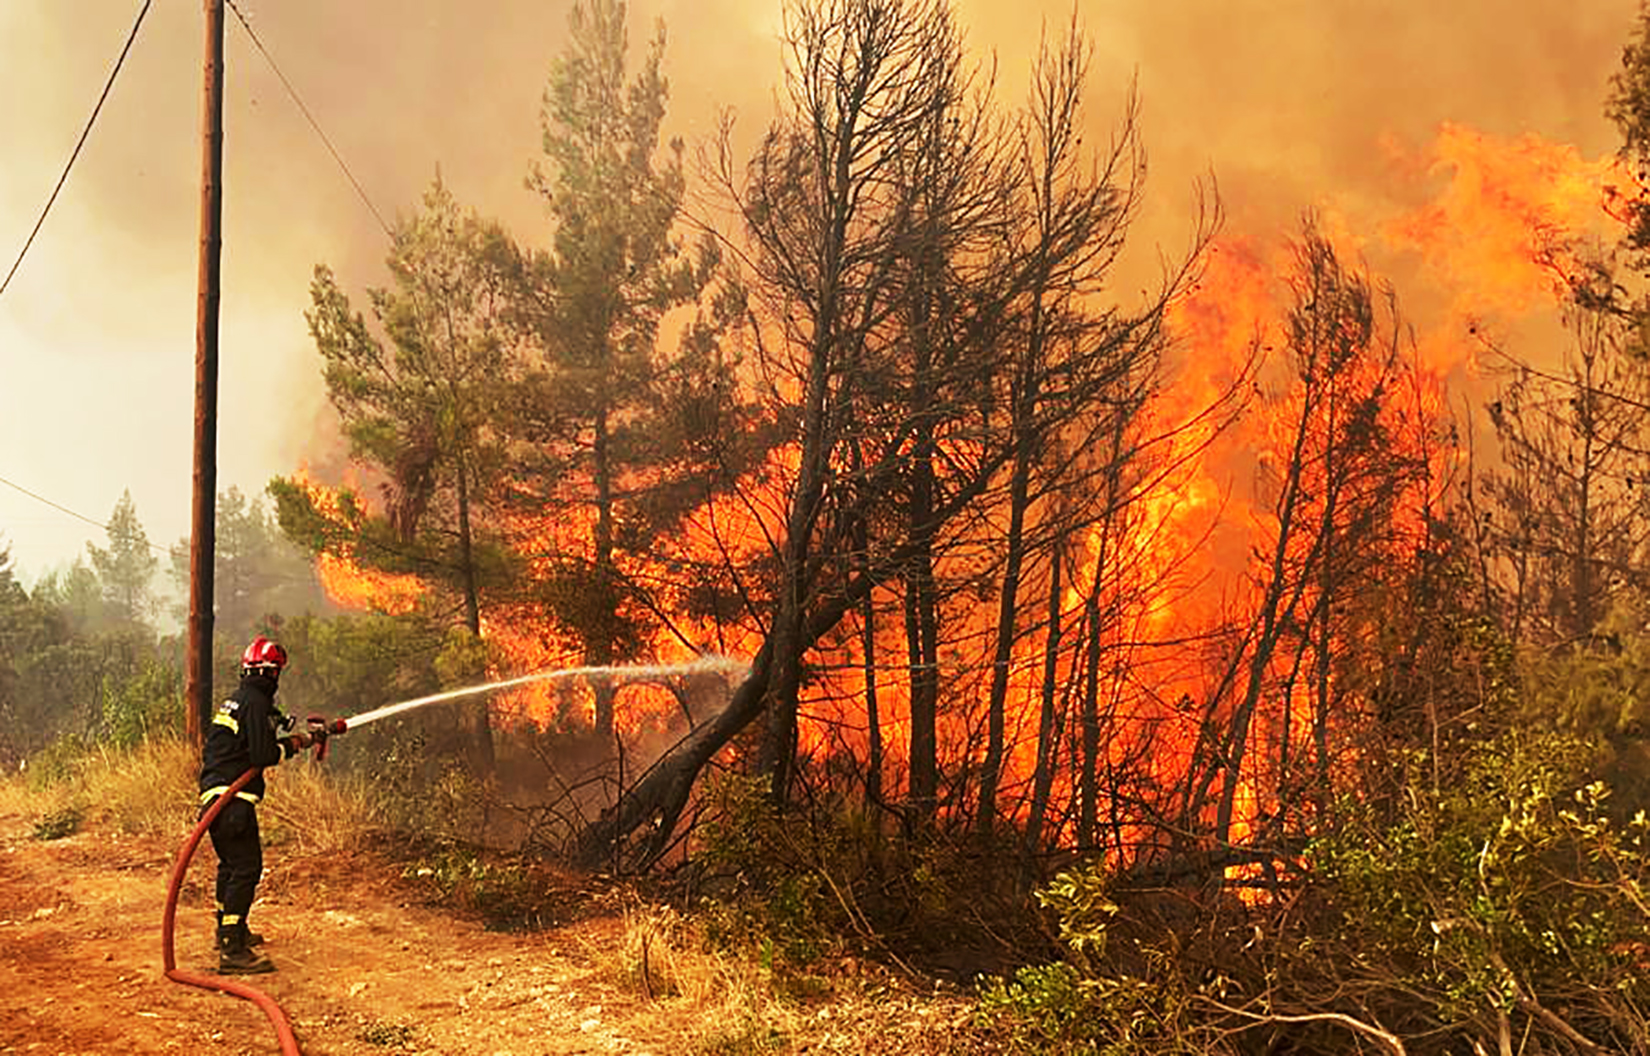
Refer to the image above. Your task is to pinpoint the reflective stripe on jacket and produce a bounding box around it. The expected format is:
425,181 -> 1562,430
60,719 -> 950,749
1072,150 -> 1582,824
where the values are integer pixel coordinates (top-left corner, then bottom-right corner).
197,673 -> 287,802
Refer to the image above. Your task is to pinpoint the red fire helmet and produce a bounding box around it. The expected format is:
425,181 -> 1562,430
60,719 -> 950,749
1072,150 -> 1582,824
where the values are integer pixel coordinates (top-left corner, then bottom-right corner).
240,636 -> 289,673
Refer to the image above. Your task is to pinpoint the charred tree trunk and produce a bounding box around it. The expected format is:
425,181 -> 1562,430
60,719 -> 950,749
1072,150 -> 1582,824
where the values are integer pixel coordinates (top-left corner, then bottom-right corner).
1572,372 -> 1597,639
758,209 -> 841,801
454,452 -> 495,777
592,393 -> 619,738
851,444 -> 884,805
1313,391 -> 1337,801
978,395 -> 1036,838
981,36 -> 1070,837
1024,523 -> 1066,855
861,579 -> 884,807
1079,578 -> 1102,849
905,451 -> 940,825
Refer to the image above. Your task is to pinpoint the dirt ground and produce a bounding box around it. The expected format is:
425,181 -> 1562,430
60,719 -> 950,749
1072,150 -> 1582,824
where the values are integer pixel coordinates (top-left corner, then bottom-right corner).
0,803 -> 982,1056
0,806 -> 702,1056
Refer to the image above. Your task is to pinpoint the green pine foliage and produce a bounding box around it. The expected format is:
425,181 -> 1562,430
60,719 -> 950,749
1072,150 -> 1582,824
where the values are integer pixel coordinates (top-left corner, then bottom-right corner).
85,490 -> 157,625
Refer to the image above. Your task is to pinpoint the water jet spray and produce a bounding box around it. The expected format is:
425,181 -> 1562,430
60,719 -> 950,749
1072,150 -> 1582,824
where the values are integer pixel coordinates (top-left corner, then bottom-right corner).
159,654 -> 749,1053
338,654 -> 749,731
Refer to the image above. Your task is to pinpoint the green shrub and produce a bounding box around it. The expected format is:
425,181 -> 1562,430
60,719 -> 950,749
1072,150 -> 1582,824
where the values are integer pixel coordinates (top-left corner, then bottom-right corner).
696,773 -> 841,972
974,861 -> 1204,1056
976,955 -> 1204,1056
1035,862 -> 1119,962
32,804 -> 81,840
1308,728 -> 1650,1050
100,657 -> 181,749
27,734 -> 86,791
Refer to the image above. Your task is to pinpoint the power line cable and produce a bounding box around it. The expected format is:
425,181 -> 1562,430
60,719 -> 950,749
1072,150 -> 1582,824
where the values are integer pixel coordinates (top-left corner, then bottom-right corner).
224,0 -> 395,238
0,472 -> 170,555
0,473 -> 118,536
0,0 -> 153,302
0,472 -> 333,592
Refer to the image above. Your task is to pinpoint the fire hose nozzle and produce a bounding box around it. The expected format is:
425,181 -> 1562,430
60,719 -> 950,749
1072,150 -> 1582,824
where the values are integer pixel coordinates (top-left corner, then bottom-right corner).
305,715 -> 348,761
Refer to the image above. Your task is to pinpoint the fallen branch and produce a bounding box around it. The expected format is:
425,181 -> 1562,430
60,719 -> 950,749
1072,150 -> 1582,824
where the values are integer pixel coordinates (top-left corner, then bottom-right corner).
1202,998 -> 1407,1056
1487,952 -> 1605,1055
1113,842 -> 1309,888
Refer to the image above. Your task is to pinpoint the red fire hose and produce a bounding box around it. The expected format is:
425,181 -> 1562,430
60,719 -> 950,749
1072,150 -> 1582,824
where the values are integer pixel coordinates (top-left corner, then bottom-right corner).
161,767 -> 301,1056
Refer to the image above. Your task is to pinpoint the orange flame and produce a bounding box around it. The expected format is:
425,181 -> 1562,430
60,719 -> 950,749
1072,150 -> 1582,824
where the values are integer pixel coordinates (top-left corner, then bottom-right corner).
1387,122 -> 1625,317
292,120 -> 1622,857
290,466 -> 423,615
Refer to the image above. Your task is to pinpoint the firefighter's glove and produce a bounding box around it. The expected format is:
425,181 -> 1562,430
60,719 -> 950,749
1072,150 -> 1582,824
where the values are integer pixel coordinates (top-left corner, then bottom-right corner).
280,731 -> 316,759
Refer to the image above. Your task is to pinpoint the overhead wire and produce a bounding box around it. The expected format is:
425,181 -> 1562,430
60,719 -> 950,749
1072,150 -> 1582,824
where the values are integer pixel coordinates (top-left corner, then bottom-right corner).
0,472 -> 194,558
0,472 -> 126,538
0,471 -> 319,588
3,1 -> 395,554
0,0 -> 154,301
3,3 -> 407,590
224,0 -> 395,239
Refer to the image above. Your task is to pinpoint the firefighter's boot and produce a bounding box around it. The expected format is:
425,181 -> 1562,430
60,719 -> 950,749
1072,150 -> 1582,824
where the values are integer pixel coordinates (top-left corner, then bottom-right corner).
217,927 -> 275,975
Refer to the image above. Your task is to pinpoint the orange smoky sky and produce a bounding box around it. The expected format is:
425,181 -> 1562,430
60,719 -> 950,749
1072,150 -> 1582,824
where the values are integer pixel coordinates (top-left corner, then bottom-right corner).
0,0 -> 1636,585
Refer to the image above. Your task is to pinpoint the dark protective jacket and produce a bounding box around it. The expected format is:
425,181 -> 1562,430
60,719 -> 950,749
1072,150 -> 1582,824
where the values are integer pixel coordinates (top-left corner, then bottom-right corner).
198,673 -> 294,804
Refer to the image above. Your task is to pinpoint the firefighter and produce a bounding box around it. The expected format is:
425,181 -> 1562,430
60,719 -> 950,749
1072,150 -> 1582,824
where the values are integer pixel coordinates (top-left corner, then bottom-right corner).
197,636 -> 313,974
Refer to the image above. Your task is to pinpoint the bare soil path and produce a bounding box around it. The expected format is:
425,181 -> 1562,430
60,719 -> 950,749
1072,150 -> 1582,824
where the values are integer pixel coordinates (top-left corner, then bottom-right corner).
0,807 -> 680,1056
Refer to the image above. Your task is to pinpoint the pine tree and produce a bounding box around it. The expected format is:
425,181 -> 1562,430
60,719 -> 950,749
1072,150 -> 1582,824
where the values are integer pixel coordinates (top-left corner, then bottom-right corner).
87,489 -> 157,627
273,177 -> 520,772
169,487 -> 327,644
512,0 -> 751,736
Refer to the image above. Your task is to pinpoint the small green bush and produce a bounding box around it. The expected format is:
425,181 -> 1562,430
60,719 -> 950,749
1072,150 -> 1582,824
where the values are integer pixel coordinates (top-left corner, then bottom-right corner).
1308,728 -> 1650,1050
26,734 -> 86,791
695,772 -> 842,972
976,955 -> 1204,1056
1035,862 -> 1119,961
100,657 -> 181,750
32,804 -> 82,840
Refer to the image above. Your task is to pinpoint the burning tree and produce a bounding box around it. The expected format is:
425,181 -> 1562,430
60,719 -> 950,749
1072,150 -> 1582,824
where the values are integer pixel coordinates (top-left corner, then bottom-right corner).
504,0 -> 761,738
576,0 -> 1211,869
1175,224 -> 1451,872
271,177 -> 520,772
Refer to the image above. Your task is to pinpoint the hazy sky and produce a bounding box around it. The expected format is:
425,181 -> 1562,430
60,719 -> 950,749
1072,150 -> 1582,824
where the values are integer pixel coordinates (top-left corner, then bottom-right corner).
0,0 -> 1638,584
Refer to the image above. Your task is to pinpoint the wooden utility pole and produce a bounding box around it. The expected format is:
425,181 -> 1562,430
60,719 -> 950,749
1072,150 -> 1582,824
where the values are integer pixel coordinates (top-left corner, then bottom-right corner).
185,0 -> 225,745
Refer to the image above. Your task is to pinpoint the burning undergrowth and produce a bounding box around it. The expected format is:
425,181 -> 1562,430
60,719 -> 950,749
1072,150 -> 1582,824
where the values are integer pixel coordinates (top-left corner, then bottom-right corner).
274,111 -> 1631,884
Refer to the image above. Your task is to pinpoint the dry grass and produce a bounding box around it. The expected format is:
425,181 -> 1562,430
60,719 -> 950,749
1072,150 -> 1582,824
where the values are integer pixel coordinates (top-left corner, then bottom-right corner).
580,902 -> 983,1056
91,738 -> 200,834
582,903 -> 806,1053
259,758 -> 386,857
0,737 -> 197,837
0,766 -> 46,818
0,736 -> 384,855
